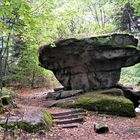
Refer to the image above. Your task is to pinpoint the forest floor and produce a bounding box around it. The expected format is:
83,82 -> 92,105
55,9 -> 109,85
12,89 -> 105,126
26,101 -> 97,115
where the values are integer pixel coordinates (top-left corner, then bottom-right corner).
1,87 -> 140,140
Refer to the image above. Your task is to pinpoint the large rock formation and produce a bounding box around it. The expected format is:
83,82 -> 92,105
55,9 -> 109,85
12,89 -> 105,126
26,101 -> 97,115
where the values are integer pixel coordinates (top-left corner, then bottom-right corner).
39,34 -> 140,91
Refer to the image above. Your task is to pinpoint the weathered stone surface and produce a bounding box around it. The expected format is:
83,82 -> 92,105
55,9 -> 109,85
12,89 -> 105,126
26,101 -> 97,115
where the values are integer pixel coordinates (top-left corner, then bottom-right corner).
0,116 -> 45,132
39,34 -> 140,91
115,84 -> 140,107
46,90 -> 83,100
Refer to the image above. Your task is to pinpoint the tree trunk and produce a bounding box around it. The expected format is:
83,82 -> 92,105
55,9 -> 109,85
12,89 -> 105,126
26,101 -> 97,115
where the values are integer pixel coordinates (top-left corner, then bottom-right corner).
31,70 -> 35,88
0,54 -> 3,97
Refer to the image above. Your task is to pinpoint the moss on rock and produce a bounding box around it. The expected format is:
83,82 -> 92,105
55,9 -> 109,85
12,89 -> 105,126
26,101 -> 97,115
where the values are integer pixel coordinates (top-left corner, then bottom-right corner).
89,88 -> 124,96
55,90 -> 135,117
69,93 -> 135,117
43,111 -> 53,131
17,121 -> 45,133
89,34 -> 138,47
0,120 -> 45,133
1,87 -> 16,97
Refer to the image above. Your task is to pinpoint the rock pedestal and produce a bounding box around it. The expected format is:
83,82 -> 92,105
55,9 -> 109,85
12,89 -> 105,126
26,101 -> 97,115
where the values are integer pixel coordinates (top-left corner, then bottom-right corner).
39,34 -> 140,91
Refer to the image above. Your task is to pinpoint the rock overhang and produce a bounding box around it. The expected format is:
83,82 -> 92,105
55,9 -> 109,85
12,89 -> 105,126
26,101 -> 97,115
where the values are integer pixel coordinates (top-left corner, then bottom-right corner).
39,34 -> 140,90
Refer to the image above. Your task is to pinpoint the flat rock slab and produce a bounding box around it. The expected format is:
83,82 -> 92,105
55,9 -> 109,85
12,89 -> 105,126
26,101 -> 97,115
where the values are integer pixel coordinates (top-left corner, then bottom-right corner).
54,117 -> 84,125
58,124 -> 78,128
39,34 -> 140,90
51,109 -> 86,116
46,90 -> 84,100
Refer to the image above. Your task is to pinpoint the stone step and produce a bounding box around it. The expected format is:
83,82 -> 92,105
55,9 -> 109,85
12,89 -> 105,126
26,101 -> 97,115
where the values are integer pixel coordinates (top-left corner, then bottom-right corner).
57,124 -> 79,128
52,112 -> 87,120
53,117 -> 84,125
51,109 -> 85,117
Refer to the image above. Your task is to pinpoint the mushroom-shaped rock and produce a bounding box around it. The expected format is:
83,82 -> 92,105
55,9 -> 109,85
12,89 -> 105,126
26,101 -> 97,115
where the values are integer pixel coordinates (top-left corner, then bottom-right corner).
39,34 -> 140,91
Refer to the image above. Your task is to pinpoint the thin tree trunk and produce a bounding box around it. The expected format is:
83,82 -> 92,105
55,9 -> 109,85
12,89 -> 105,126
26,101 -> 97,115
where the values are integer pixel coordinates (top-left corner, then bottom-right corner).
0,36 -> 4,96
31,70 -> 35,88
0,54 -> 3,97
3,39 -> 10,77
94,7 -> 101,28
100,9 -> 104,28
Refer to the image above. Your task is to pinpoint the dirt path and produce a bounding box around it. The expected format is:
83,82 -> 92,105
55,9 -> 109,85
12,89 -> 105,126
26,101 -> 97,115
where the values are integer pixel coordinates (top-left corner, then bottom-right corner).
1,88 -> 140,140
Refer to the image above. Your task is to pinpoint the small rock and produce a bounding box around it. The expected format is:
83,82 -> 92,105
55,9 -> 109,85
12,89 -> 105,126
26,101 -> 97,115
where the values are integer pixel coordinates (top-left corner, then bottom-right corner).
94,122 -> 109,133
135,107 -> 140,113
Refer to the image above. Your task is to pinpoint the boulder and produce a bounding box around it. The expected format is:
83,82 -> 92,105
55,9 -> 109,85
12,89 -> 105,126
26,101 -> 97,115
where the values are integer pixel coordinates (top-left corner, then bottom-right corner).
39,34 -> 140,91
53,90 -> 136,117
0,116 -> 45,133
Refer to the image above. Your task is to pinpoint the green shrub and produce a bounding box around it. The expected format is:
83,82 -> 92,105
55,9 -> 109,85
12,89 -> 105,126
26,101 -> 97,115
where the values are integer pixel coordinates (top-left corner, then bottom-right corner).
1,87 -> 16,97
120,63 -> 140,86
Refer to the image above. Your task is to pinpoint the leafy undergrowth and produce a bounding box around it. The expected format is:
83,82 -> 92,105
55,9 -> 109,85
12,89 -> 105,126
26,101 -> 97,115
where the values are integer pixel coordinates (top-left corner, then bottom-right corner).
1,87 -> 17,97
56,91 -> 135,117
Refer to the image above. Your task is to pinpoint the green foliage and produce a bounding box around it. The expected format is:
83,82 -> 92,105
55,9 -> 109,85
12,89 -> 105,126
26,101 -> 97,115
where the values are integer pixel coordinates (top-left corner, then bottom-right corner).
43,111 -> 53,131
120,63 -> 140,86
133,1 -> 140,16
0,0 -> 139,89
1,87 -> 16,97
